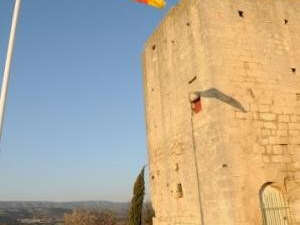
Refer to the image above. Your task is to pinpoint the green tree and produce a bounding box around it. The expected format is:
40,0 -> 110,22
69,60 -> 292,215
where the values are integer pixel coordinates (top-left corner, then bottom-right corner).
128,167 -> 145,225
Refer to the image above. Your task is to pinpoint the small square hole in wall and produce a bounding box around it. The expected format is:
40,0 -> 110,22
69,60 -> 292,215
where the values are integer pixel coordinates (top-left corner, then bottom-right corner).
176,183 -> 183,198
291,68 -> 296,73
238,10 -> 244,18
284,19 -> 288,24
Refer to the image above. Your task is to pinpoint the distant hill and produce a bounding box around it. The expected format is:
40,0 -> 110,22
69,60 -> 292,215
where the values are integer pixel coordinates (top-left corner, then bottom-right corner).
0,201 -> 129,218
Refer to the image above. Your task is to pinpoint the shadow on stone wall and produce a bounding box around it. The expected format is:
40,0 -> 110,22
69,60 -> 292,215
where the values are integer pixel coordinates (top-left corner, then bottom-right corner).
194,88 -> 247,112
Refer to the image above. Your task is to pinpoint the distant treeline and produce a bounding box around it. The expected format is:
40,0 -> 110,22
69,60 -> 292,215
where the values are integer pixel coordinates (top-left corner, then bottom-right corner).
0,201 -> 129,218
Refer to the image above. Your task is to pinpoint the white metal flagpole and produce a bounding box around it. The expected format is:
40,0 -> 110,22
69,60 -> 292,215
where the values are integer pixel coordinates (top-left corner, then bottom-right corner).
0,0 -> 22,141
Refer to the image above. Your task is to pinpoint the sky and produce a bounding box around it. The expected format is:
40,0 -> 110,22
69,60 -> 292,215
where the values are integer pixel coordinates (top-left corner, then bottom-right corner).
0,0 -> 177,202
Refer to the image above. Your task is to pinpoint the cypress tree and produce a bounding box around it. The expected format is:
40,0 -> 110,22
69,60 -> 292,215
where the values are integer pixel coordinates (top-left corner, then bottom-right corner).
128,167 -> 145,225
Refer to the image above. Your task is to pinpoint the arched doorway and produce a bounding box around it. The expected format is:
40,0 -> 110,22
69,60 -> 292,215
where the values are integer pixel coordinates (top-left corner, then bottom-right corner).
260,183 -> 291,225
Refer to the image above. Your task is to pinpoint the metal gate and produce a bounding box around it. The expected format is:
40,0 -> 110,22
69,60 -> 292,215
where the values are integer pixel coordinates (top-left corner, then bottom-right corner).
260,184 -> 291,225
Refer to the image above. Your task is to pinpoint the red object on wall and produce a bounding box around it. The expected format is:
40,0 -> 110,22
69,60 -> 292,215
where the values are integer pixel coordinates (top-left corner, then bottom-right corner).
136,0 -> 148,3
191,97 -> 202,113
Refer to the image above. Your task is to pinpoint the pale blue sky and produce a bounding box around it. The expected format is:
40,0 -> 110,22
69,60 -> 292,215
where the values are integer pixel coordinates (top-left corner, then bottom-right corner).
0,0 -> 177,202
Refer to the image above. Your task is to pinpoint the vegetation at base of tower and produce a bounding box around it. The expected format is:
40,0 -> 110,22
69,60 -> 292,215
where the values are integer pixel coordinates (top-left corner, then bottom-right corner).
64,209 -> 116,225
128,167 -> 145,225
143,202 -> 155,225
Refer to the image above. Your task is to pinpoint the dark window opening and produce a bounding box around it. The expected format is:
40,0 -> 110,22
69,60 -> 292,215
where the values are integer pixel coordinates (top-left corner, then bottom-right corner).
176,183 -> 183,198
284,19 -> 288,24
152,45 -> 156,50
186,22 -> 190,26
291,68 -> 296,73
296,93 -> 300,101
222,164 -> 228,168
238,10 -> 244,18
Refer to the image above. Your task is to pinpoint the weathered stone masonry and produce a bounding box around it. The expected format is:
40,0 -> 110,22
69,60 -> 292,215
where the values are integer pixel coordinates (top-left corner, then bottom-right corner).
143,0 -> 300,224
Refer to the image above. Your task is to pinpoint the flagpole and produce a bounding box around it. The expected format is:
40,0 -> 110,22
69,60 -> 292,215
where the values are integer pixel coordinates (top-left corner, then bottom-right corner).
0,0 -> 22,141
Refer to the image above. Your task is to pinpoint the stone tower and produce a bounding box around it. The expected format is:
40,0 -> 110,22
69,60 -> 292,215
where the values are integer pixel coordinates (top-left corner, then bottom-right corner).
142,0 -> 300,224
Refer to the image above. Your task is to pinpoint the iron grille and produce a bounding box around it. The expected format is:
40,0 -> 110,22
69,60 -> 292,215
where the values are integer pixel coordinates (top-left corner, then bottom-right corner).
261,185 -> 291,225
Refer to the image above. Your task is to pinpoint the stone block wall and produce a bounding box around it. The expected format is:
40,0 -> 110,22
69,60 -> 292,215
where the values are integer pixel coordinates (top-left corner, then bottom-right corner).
143,0 -> 300,224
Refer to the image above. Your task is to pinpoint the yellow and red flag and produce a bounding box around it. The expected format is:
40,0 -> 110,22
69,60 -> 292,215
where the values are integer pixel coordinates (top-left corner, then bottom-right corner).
135,0 -> 166,8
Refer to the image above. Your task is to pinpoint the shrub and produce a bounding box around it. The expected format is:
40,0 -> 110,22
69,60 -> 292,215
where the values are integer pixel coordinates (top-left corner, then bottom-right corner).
64,209 -> 116,225
143,202 -> 155,225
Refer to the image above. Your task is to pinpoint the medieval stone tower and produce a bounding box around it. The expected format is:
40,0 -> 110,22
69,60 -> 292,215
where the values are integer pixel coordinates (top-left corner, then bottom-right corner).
142,0 -> 300,224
